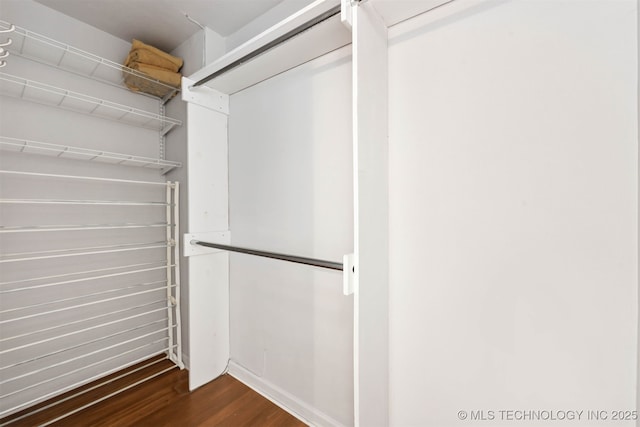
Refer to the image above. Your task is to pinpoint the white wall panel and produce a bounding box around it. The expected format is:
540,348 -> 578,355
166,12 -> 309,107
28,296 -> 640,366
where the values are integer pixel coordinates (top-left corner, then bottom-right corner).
228,45 -> 354,426
167,26 -> 227,368
185,102 -> 229,390
388,0 -> 638,426
351,2 -> 389,426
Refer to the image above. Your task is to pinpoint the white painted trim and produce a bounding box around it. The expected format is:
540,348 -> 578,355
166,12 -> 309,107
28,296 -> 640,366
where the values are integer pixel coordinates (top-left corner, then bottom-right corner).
227,361 -> 347,427
352,1 -> 389,425
186,102 -> 229,391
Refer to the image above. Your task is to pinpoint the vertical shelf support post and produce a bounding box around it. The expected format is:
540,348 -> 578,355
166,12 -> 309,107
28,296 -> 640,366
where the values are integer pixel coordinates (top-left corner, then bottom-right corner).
350,1 -> 390,425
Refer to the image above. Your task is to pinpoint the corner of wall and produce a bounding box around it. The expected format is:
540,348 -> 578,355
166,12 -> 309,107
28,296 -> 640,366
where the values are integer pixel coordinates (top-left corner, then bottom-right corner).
1,0 -> 131,61
171,27 -> 225,76
205,28 -> 226,64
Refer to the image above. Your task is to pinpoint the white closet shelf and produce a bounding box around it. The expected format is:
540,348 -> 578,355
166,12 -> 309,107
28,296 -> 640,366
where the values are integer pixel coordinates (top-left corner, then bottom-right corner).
0,73 -> 182,135
186,0 -> 452,95
187,0 -> 350,95
0,20 -> 180,103
0,136 -> 181,174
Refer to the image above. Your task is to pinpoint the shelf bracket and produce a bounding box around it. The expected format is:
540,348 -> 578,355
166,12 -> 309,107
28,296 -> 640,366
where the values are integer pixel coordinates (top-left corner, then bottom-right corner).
181,77 -> 229,115
341,0 -> 366,29
183,231 -> 231,257
160,122 -> 177,137
343,253 -> 355,295
341,0 -> 353,29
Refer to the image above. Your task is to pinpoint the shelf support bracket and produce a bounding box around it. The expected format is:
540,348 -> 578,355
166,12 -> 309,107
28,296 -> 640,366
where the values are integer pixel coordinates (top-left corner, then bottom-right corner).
343,253 -> 355,295
342,0 -> 365,29
183,231 -> 230,257
181,77 -> 229,115
341,0 -> 353,29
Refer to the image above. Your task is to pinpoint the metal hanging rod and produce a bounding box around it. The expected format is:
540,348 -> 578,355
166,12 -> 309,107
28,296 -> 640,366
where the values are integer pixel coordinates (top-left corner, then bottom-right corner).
191,240 -> 343,271
192,4 -> 341,87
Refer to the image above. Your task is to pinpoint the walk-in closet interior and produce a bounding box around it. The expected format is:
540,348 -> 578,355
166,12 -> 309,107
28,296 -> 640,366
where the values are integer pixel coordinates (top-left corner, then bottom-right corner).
0,0 -> 638,426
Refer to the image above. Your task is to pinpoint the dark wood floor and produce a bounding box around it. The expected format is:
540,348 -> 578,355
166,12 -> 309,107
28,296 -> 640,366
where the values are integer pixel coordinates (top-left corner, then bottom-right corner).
2,357 -> 307,427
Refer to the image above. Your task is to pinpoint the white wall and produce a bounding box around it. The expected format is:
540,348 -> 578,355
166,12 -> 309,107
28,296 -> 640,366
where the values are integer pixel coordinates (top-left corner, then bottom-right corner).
387,1 -> 638,426
227,45 -> 354,426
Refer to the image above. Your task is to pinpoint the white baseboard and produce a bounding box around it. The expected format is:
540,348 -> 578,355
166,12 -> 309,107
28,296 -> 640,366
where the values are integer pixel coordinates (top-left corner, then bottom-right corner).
227,360 -> 347,427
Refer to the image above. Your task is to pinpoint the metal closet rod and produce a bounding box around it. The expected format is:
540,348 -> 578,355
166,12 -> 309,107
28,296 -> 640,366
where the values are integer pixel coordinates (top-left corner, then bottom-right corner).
192,240 -> 343,271
192,4 -> 342,87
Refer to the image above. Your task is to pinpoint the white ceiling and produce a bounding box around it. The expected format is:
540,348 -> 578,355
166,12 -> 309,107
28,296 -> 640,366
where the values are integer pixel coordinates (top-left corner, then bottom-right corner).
34,0 -> 286,52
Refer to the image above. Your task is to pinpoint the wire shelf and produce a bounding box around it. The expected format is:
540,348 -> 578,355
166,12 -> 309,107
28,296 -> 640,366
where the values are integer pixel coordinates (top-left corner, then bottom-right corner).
0,20 -> 180,103
0,73 -> 182,135
0,136 -> 181,174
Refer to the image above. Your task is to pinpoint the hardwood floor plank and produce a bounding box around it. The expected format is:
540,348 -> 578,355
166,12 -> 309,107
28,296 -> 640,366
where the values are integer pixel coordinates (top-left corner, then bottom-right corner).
1,358 -> 307,427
